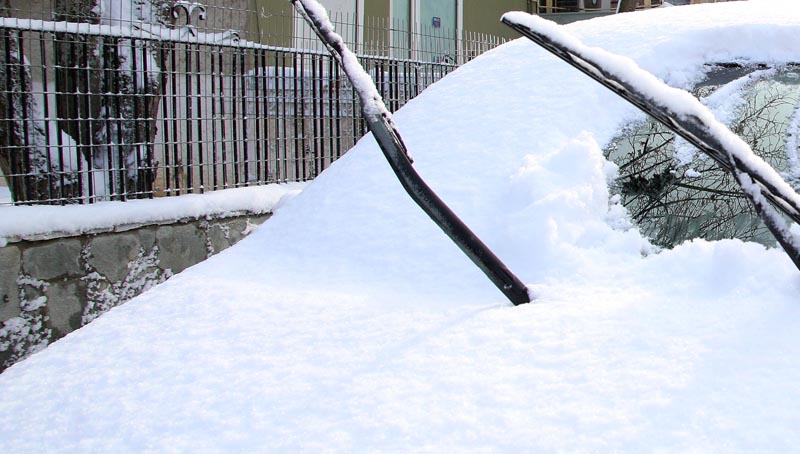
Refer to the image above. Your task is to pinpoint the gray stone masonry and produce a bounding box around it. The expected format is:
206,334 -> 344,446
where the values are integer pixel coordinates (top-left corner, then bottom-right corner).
22,240 -> 82,280
87,234 -> 142,283
0,212 -> 271,372
156,224 -> 207,274
0,246 -> 21,320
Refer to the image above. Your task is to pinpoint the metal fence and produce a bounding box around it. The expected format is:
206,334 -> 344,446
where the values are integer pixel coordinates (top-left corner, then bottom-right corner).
0,2 -> 507,205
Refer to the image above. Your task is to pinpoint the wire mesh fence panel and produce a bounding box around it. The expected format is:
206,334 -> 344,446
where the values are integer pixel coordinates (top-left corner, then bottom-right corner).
0,2 -> 506,205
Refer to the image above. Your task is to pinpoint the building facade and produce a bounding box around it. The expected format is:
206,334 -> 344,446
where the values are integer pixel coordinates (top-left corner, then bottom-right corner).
250,0 -> 531,58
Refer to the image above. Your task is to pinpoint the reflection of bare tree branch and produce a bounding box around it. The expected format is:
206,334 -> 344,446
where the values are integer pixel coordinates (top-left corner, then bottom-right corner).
607,67 -> 799,248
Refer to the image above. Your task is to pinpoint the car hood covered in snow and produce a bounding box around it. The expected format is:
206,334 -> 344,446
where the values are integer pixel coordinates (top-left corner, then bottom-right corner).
3,1 -> 800,451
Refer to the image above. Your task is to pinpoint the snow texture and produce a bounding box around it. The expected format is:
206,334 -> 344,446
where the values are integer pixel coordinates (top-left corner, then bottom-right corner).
503,10 -> 800,214
0,187 -> 10,204
0,183 -> 305,244
2,1 -> 800,452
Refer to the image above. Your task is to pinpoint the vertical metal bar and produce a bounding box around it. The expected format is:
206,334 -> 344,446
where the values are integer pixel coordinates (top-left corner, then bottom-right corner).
327,56 -> 336,168
130,37 -> 142,200
298,52 -> 308,181
170,39 -> 181,195
316,53 -> 326,174
195,43 -> 204,193
334,60 -> 342,160
82,35 -> 100,201
210,46 -> 220,190
320,53 -> 337,167
113,39 -> 127,200
66,34 -> 80,201
50,32 -> 72,203
16,31 -> 34,203
240,46 -> 249,186
231,47 -> 241,187
38,32 -> 59,202
218,48 -> 228,189
142,39 -> 155,199
261,50 -> 271,183
292,52 -> 301,181
387,58 -> 394,112
311,53 -> 321,178
2,31 -> 19,202
402,59 -> 409,108
183,40 -> 194,193
275,51 -> 287,183
30,32 -> 54,203
253,48 -> 263,184
280,51 -> 288,182
160,43 -> 172,196
101,37 -> 115,200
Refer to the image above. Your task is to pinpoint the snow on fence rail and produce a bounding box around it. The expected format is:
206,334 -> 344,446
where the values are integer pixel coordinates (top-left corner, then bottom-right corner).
0,8 -> 506,206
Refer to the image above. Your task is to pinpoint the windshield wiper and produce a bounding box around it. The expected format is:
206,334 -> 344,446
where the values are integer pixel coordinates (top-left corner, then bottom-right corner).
290,0 -> 531,305
503,12 -> 800,272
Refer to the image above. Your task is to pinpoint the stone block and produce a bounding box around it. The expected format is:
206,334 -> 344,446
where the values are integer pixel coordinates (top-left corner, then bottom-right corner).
88,233 -> 142,282
0,246 -> 21,320
22,239 -> 82,280
156,223 -> 206,274
206,223 -> 230,256
227,218 -> 248,245
237,214 -> 271,240
44,282 -> 83,335
138,227 -> 157,251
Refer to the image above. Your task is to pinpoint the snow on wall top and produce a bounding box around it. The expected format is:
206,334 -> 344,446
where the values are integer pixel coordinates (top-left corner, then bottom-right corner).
0,184 -> 305,245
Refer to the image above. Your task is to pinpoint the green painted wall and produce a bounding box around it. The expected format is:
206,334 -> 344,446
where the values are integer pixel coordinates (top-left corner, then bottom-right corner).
391,0 -> 411,58
363,0 -> 390,55
420,0 -> 457,33
364,0 -> 390,19
392,0 -> 411,25
419,0 -> 456,61
540,11 -> 613,24
463,0 -> 528,39
250,0 -> 294,47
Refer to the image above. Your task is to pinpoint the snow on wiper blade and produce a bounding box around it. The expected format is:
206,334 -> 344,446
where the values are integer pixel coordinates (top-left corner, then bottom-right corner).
502,12 -> 800,272
290,0 -> 531,305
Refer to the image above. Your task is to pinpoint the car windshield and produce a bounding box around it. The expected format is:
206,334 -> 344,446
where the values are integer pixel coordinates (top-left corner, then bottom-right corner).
605,64 -> 800,248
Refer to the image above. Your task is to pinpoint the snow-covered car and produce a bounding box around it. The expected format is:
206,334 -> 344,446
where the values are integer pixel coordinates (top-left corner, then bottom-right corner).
3,1 -> 800,451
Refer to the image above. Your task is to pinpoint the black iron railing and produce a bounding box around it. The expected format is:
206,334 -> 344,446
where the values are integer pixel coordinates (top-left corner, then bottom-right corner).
0,7 -> 506,205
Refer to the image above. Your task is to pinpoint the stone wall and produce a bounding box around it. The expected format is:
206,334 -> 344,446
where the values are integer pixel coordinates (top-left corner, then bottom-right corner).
0,212 -> 270,372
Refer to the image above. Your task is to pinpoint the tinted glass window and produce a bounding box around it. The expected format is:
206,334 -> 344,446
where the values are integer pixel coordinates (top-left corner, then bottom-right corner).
606,65 -> 800,247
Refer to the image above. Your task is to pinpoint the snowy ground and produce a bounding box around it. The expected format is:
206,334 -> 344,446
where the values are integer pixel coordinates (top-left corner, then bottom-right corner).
2,1 -> 800,452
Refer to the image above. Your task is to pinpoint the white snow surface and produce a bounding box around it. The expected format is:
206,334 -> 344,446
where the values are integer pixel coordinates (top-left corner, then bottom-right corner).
3,1 -> 800,452
0,184 -> 305,244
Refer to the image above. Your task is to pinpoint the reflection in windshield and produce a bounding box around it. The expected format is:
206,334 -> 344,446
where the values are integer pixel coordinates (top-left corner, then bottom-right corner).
606,65 -> 800,248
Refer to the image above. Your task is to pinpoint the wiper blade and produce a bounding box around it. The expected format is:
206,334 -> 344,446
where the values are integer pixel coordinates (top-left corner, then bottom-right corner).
291,0 -> 531,305
503,12 -> 800,271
